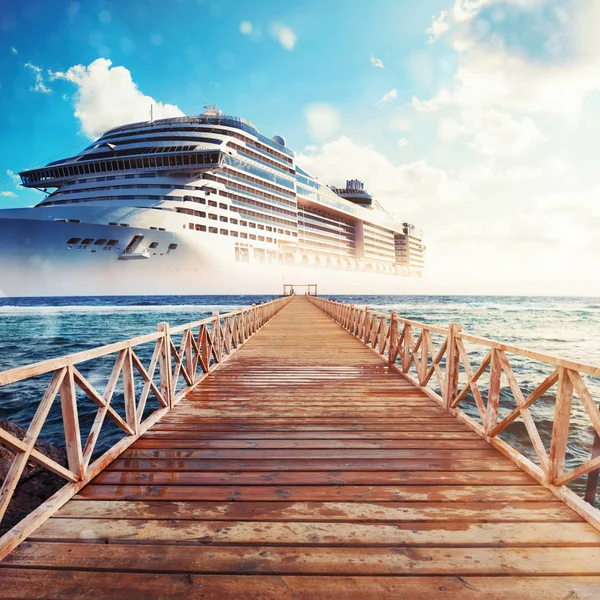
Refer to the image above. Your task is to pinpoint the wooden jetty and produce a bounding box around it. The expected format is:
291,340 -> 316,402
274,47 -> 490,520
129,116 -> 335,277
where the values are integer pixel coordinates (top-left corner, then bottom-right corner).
1,295 -> 600,598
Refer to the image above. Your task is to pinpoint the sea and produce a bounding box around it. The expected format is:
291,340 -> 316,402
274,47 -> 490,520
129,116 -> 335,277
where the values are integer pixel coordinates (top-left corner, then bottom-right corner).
0,294 -> 599,504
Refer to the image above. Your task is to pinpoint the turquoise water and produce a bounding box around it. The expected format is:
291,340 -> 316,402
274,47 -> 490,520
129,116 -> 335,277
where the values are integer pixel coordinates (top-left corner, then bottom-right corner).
0,294 -> 599,502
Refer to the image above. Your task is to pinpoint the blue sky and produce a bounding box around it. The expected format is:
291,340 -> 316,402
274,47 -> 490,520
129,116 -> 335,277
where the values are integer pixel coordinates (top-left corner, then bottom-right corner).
1,0 -> 599,294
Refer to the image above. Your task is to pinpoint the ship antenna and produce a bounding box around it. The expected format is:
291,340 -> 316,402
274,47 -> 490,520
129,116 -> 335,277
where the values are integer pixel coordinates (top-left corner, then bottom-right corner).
150,104 -> 153,124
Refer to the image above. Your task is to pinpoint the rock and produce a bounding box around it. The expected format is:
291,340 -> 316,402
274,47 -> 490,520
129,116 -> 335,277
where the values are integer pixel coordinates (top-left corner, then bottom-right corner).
0,420 -> 68,536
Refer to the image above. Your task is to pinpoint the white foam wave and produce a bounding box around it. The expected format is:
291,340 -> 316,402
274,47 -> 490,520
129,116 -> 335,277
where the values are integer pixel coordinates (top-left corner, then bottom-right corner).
0,303 -> 246,316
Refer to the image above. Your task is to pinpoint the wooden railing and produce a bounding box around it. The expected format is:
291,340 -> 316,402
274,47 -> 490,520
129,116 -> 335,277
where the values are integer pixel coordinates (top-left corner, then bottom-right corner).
0,295 -> 292,559
308,295 -> 600,531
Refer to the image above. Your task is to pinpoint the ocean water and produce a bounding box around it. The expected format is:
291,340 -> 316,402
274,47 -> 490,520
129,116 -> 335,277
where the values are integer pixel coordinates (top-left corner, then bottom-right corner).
0,294 -> 599,503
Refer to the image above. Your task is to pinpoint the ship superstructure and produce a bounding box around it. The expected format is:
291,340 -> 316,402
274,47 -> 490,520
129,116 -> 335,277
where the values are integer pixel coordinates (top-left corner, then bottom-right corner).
0,106 -> 425,296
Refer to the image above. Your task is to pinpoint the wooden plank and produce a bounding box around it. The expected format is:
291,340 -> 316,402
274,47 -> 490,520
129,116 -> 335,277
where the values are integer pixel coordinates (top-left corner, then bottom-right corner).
92,470 -> 537,486
130,438 -> 492,449
7,543 -> 600,575
120,448 -> 502,460
55,500 -> 583,523
29,517 -> 597,544
105,458 -> 522,472
77,484 -> 555,502
2,571 -> 600,600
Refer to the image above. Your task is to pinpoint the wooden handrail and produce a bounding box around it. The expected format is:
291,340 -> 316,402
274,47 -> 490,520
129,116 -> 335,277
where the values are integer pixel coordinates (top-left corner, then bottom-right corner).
308,295 -> 600,531
0,294 -> 293,559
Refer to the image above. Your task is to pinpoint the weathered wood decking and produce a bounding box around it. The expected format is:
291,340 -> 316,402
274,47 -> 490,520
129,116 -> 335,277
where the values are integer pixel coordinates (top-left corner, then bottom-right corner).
2,297 -> 600,598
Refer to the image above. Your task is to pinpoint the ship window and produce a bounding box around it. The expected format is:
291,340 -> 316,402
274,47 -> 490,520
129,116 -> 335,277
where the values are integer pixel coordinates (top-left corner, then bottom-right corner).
150,226 -> 157,230
249,234 -> 257,240
94,239 -> 107,245
109,222 -> 118,226
67,237 -> 81,244
266,237 -> 273,243
107,239 -> 118,246
230,231 -> 238,237
81,238 -> 93,245
208,214 -> 217,220
208,200 -> 217,207
69,219 -> 81,223
230,218 -> 238,225
219,203 -> 227,210
278,228 -> 284,234
54,219 -> 67,223
209,227 -> 218,234
219,216 -> 227,223
266,226 -> 272,232
249,222 -> 256,228
189,222 -> 194,229
220,229 -> 228,236
240,232 -> 248,239
240,220 -> 247,226
258,224 -> 264,230
196,224 -> 206,232
258,236 -> 265,242
168,243 -> 178,250
149,242 -> 159,248
159,227 -> 165,231
120,223 -> 129,227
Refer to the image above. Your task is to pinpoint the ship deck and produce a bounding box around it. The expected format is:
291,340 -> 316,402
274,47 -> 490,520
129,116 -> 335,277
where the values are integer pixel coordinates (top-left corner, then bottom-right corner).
2,297 -> 600,598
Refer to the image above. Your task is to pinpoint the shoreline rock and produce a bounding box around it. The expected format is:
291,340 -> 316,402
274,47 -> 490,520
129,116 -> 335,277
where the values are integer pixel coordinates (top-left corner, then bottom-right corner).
0,420 -> 68,536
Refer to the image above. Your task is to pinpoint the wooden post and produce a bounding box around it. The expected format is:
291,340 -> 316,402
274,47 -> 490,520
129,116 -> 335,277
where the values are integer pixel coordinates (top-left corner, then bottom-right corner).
444,323 -> 462,409
212,312 -> 221,363
549,367 -> 574,482
401,324 -> 412,372
59,365 -> 84,480
585,406 -> 600,504
364,307 -> 370,344
389,312 -> 399,366
157,322 -> 173,408
122,347 -> 137,435
485,348 -> 502,432
418,330 -> 429,386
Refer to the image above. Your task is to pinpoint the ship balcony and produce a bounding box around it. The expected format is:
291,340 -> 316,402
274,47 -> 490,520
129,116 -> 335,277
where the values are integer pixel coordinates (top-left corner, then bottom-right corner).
19,150 -> 222,188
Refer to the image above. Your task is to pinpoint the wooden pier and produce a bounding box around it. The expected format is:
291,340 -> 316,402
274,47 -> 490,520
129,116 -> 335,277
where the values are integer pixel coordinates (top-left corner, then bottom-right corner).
1,296 -> 600,598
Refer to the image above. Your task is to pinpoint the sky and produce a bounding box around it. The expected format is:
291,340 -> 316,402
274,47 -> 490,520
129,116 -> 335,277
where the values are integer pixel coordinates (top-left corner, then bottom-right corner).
0,0 -> 599,296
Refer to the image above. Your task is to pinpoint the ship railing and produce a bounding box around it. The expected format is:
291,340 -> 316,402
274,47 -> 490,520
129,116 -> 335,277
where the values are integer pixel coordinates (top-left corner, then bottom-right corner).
0,294 -> 293,558
307,295 -> 600,531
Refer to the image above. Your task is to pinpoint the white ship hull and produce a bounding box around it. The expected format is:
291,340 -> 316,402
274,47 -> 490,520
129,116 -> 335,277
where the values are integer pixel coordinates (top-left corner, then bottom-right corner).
0,208 -> 409,297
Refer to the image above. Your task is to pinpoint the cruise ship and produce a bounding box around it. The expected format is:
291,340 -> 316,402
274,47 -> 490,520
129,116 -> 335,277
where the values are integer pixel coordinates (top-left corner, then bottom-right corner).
0,106 -> 425,296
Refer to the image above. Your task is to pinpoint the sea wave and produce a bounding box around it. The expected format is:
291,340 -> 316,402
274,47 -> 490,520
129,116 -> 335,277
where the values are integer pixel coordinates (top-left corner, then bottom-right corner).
0,303 -> 245,316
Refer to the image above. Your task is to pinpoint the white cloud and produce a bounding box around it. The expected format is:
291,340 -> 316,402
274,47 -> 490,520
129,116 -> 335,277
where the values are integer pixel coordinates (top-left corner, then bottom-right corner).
415,1 -> 600,120
375,88 -> 397,107
0,191 -> 17,197
427,10 -> 450,42
304,103 -> 341,141
10,47 -> 17,55
270,23 -> 296,51
468,111 -> 543,157
50,58 -> 184,139
24,61 -> 51,94
296,136 -> 469,212
397,137 -> 409,148
240,21 -> 253,35
371,55 -> 385,69
6,170 -> 20,186
439,110 -> 544,157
